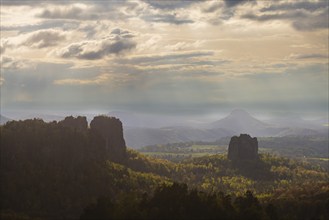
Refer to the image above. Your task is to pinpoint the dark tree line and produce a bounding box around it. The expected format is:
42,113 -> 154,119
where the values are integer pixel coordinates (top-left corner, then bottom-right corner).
80,183 -> 268,220
81,182 -> 329,220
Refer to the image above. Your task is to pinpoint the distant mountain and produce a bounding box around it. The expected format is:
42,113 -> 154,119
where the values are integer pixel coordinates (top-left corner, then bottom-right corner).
0,115 -> 11,125
209,109 -> 272,136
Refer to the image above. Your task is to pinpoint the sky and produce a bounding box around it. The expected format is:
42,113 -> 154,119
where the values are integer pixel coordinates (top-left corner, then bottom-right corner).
0,0 -> 328,119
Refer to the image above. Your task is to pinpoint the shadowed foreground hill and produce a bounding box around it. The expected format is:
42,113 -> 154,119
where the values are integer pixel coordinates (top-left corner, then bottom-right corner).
0,116 -> 167,219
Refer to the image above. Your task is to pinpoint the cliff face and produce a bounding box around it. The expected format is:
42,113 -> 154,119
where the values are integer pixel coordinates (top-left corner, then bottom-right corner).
228,134 -> 258,161
59,116 -> 88,132
90,116 -> 127,162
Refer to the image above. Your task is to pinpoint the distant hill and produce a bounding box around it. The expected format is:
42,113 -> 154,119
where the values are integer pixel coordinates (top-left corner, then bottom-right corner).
124,126 -> 234,148
0,115 -> 11,125
0,112 -> 65,122
274,127 -> 324,137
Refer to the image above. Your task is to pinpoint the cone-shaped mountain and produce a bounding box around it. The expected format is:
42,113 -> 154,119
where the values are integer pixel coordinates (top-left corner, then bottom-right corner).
210,109 -> 269,134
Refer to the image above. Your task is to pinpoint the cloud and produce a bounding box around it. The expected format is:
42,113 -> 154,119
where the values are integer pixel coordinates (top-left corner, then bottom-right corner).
1,20 -> 79,34
143,14 -> 194,25
241,11 -> 307,22
57,28 -> 136,60
110,28 -> 135,38
2,29 -> 66,52
0,44 -> 5,55
260,1 -> 328,12
35,1 -> 143,21
1,0 -> 327,118
292,11 -> 328,31
0,56 -> 34,70
202,2 -> 224,13
288,53 -> 328,60
54,74 -> 110,85
1,0 -> 51,6
200,0 -> 255,24
38,4 -> 100,20
141,0 -> 201,10
1,0 -> 25,5
224,0 -> 253,8
116,51 -> 214,65
22,30 -> 66,48
241,1 -> 328,31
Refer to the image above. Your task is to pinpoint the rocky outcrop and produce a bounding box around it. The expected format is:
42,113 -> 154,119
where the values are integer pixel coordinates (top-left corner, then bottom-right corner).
228,134 -> 258,161
90,116 -> 127,162
59,116 -> 88,132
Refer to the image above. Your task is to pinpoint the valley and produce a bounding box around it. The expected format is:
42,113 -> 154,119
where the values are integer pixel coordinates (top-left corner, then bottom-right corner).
138,136 -> 329,168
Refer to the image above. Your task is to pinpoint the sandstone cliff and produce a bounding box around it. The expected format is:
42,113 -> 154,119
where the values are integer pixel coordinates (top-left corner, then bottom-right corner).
228,134 -> 258,161
90,116 -> 127,162
59,116 -> 88,132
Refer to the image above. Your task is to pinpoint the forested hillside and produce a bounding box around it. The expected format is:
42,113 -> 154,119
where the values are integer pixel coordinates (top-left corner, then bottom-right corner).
1,118 -> 328,220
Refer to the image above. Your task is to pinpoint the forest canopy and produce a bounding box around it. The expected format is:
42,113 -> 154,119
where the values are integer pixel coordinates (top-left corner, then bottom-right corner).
0,118 -> 328,220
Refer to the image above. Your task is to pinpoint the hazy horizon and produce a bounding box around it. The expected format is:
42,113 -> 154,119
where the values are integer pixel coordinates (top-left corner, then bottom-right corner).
2,108 -> 328,128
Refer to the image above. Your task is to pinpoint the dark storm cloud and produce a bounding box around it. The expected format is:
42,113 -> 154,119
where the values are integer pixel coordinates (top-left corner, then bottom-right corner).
22,30 -> 66,48
143,14 -> 194,25
59,29 -> 136,60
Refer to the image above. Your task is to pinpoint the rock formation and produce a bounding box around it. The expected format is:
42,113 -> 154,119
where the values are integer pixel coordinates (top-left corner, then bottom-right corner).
228,134 -> 258,161
90,116 -> 127,162
59,116 -> 88,132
